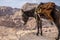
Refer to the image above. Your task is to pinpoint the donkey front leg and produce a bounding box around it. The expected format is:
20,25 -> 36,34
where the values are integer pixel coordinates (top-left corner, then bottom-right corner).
36,20 -> 42,36
39,20 -> 42,36
36,20 -> 40,36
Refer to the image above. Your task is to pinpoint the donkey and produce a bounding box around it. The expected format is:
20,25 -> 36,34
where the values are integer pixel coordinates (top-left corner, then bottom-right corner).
35,2 -> 60,40
35,2 -> 56,36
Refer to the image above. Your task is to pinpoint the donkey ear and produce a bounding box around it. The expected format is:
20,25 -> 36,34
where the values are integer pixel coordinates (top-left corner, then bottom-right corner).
37,2 -> 44,8
40,2 -> 44,5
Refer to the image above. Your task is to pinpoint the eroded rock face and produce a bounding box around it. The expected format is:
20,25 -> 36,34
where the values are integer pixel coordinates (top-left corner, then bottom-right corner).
0,26 -> 22,40
23,17 -> 36,30
0,6 -> 20,16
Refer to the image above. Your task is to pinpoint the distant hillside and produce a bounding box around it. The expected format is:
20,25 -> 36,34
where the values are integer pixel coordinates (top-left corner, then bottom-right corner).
0,6 -> 20,16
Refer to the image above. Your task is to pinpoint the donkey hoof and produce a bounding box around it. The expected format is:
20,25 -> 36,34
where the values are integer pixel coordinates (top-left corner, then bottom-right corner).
41,33 -> 42,36
36,33 -> 39,36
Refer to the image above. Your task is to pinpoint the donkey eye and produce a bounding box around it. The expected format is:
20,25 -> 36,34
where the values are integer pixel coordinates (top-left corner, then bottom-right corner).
43,8 -> 45,9
40,7 -> 42,8
47,8 -> 52,10
50,8 -> 53,9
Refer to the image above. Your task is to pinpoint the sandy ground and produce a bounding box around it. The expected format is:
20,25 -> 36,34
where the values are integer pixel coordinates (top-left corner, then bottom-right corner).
20,30 -> 56,40
0,25 -> 59,40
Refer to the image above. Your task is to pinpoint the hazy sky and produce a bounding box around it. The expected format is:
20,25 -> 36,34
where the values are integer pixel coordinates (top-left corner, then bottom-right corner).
0,0 -> 60,8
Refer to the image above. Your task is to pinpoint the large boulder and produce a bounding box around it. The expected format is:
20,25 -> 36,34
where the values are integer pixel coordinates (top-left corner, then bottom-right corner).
21,3 -> 38,11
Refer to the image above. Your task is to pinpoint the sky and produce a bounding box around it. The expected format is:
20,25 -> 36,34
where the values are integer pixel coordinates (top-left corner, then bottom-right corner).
0,0 -> 60,8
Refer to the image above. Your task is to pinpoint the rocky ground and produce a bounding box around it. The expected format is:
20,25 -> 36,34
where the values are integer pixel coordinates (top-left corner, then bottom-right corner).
0,18 -> 59,40
0,26 -> 56,40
